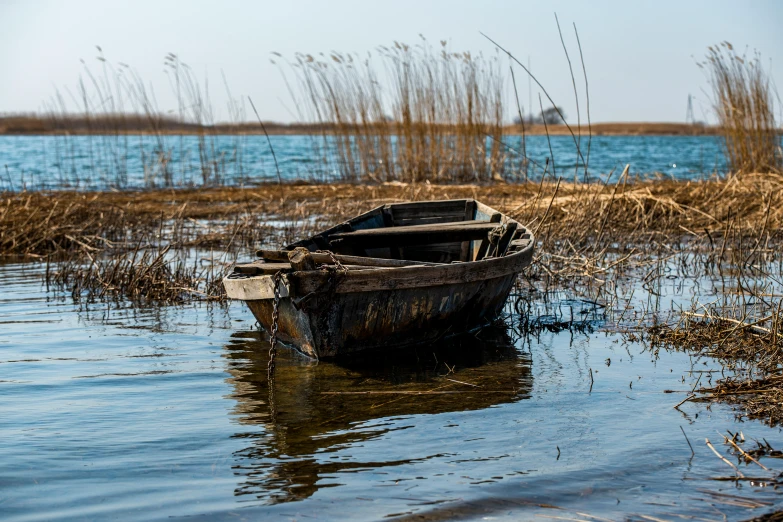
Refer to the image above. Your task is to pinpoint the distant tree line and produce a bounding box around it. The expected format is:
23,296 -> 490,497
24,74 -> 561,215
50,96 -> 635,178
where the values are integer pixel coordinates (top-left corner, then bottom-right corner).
513,106 -> 565,125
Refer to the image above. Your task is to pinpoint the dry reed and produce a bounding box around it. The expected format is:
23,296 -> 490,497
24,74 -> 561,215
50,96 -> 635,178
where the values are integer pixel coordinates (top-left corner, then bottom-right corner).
49,243 -> 227,303
281,39 -> 508,183
703,43 -> 782,174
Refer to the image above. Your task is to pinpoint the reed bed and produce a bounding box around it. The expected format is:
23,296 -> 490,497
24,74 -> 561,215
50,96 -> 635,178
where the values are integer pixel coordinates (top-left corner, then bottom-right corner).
282,39 -> 510,183
704,42 -> 782,174
3,173 -> 781,258
49,244 -> 226,303
31,52 -> 250,189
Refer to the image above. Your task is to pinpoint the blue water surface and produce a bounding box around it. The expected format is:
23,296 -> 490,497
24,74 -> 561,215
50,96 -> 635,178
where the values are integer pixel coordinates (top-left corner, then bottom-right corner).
0,134 -> 728,191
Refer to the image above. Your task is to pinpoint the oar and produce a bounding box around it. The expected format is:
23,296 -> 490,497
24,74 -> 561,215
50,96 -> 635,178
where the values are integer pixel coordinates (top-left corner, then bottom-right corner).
256,249 -> 441,268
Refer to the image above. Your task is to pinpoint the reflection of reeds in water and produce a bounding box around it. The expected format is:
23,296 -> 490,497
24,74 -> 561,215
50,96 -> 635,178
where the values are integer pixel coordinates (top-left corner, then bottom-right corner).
644,212 -> 783,426
281,39 -> 508,183
223,325 -> 532,504
703,43 -> 782,174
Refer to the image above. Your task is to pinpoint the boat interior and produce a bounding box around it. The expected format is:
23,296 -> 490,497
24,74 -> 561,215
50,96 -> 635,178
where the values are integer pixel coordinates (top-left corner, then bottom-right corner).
233,199 -> 533,276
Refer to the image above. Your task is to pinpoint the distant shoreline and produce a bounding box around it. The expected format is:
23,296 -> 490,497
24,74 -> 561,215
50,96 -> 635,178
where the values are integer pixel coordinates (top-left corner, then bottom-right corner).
0,116 -> 720,137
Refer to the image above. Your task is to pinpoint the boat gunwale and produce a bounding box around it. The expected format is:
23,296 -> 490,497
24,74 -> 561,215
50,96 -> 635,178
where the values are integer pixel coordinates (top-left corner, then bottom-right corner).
288,237 -> 533,295
224,199 -> 534,299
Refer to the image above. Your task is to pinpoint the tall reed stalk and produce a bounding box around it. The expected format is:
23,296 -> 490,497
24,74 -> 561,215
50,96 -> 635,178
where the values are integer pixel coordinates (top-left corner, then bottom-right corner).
283,39 -> 507,183
704,42 -> 782,174
42,51 -> 246,189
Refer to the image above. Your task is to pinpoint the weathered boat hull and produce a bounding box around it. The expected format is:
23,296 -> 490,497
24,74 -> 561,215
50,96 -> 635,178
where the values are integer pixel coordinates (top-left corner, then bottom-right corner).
224,199 -> 534,358
244,272 -> 518,358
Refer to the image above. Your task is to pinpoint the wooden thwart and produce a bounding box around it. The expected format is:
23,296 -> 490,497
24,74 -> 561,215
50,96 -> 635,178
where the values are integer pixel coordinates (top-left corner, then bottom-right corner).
329,221 -> 500,248
256,249 -> 440,268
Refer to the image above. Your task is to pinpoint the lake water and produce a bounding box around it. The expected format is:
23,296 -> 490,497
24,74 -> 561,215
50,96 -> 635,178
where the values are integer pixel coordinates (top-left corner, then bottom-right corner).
2,259 -> 782,521
0,134 -> 728,190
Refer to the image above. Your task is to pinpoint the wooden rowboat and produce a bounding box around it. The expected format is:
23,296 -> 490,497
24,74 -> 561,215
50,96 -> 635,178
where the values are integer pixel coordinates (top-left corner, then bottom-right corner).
223,199 -> 534,358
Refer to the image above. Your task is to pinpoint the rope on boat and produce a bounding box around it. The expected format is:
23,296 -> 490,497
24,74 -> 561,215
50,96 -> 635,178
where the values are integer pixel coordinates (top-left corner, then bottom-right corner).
487,223 -> 507,257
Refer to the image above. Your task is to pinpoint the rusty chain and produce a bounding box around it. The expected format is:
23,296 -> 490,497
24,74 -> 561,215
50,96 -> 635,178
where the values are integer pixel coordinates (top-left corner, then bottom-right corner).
316,250 -> 349,272
267,270 -> 283,382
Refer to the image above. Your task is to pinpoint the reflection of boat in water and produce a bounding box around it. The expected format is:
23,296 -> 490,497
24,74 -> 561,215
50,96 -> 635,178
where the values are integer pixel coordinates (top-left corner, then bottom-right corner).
223,324 -> 533,504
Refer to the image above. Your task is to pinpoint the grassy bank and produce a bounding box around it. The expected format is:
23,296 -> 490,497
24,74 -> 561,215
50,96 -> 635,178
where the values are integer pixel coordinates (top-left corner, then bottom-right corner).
0,115 -> 720,136
2,174 -> 779,258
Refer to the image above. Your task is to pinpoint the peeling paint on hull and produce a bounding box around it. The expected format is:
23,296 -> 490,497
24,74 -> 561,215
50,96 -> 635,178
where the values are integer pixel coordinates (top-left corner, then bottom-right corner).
247,273 -> 517,358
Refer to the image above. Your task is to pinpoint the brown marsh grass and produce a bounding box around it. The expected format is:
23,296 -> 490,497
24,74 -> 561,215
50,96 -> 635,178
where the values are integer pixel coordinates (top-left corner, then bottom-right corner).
703,42 -> 782,174
279,39 -> 510,183
3,172 -> 782,277
50,243 -> 225,304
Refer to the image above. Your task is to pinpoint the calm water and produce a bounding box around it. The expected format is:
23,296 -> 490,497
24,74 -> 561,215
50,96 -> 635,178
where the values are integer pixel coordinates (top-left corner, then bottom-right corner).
0,134 -> 728,190
2,260 -> 782,521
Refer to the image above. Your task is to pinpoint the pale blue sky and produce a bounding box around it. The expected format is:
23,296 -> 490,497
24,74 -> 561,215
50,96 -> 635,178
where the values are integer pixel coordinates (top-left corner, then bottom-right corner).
1,0 -> 781,124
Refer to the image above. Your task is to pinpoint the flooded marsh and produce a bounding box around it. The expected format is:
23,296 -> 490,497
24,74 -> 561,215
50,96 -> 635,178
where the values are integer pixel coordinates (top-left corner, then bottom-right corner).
2,219 -> 783,520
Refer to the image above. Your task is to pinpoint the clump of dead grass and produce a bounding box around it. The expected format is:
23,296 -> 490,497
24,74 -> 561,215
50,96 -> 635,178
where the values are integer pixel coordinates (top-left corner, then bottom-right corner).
650,315 -> 783,425
703,42 -> 782,174
281,39 -> 509,183
49,244 -> 228,303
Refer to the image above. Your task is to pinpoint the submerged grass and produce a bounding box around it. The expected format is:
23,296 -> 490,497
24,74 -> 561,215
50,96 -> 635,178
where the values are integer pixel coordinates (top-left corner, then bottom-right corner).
646,262 -> 783,425
50,244 -> 227,304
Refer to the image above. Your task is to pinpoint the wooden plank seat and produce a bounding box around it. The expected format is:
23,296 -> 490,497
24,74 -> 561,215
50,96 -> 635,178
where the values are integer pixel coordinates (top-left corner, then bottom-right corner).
256,250 -> 440,268
233,260 -> 396,276
328,221 -> 501,249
